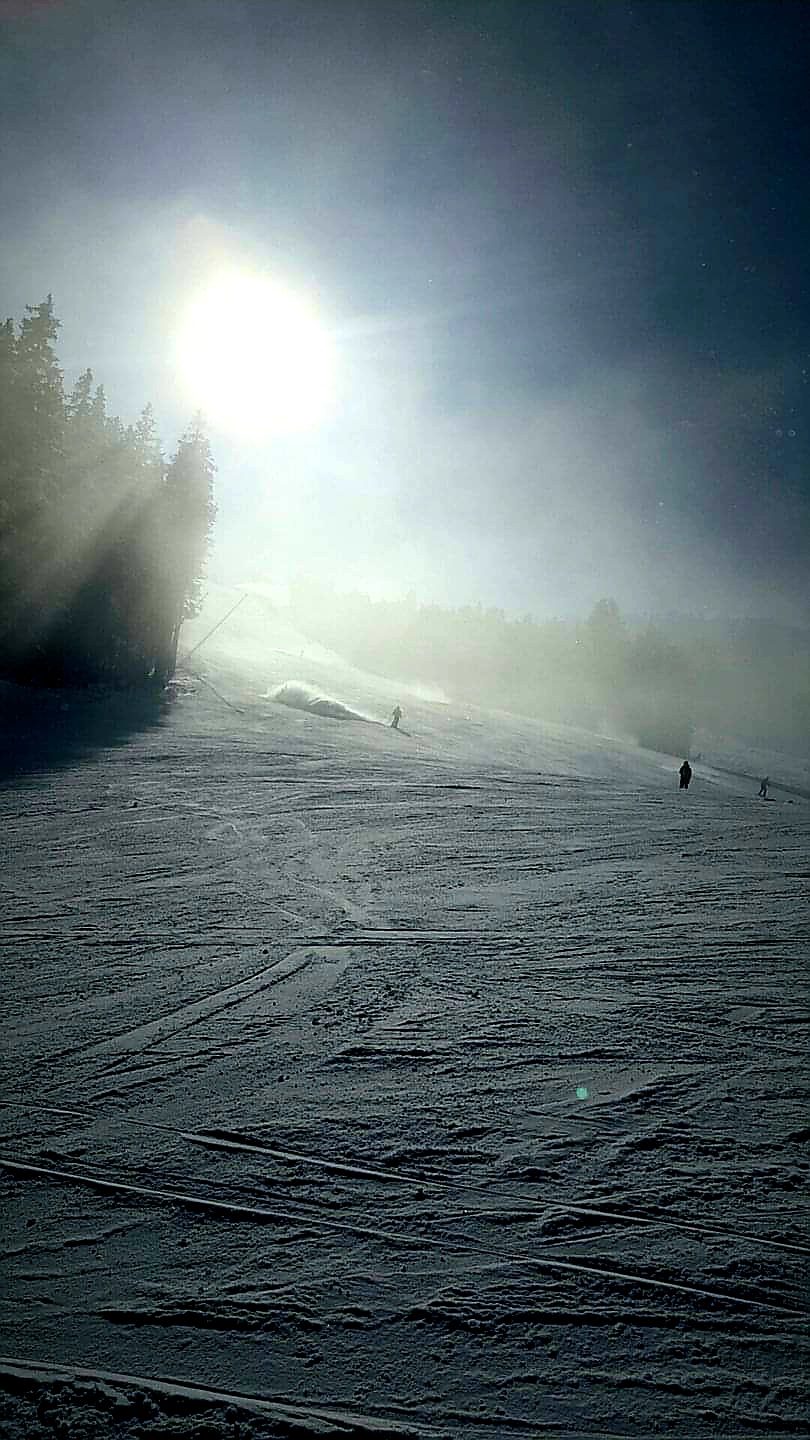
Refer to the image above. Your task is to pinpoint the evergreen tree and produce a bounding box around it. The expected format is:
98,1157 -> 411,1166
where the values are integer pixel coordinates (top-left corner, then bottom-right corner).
67,367 -> 94,419
0,298 -> 218,688
0,296 -> 67,672
0,318 -> 18,540
152,416 -> 217,683
164,417 -> 217,617
624,623 -> 694,756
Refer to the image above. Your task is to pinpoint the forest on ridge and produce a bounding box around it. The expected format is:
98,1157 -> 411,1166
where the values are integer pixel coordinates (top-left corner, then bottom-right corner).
288,580 -> 810,757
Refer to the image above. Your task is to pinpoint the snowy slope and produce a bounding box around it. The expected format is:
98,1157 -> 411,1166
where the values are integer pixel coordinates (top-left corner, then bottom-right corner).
1,589 -> 808,1439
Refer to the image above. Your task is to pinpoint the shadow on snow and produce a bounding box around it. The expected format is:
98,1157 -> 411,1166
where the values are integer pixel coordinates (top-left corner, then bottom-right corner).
0,679 -> 173,785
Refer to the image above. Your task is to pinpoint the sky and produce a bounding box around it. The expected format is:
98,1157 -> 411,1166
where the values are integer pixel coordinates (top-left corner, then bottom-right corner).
1,0 -> 808,623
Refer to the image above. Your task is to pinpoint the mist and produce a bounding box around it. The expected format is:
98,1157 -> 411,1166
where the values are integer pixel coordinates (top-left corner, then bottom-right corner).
189,299 -> 807,628
2,1 -> 807,634
280,580 -> 810,761
2,6 -> 809,1434
269,679 -> 373,724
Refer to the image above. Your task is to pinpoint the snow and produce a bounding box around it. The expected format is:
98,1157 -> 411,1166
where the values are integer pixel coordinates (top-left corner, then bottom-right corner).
1,589 -> 808,1438
269,681 -> 375,724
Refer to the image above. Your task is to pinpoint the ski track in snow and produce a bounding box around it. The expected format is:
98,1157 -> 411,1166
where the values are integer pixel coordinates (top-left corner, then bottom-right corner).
1,600 -> 809,1438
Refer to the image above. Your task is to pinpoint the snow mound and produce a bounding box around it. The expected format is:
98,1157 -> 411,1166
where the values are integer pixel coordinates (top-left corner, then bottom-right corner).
267,679 -> 372,723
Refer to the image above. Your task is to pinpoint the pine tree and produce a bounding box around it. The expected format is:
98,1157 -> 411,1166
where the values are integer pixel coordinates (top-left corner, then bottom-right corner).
67,368 -> 94,419
0,296 -> 67,673
164,416 -> 217,615
0,300 -> 218,688
112,405 -> 168,686
0,318 -> 18,540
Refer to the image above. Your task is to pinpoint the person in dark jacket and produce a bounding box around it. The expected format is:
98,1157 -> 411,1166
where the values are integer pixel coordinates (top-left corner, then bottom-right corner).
679,760 -> 692,790
758,776 -> 769,798
391,704 -> 402,730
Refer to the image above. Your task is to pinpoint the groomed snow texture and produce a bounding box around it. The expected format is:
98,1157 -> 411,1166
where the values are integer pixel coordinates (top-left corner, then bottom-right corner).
0,592 -> 808,1439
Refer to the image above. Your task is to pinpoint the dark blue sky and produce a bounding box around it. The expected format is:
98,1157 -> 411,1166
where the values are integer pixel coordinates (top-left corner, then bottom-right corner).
1,0 -> 808,620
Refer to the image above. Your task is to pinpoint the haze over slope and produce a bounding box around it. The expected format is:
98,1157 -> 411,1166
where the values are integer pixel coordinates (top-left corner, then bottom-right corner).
182,586 -> 810,791
1,585 -> 807,1439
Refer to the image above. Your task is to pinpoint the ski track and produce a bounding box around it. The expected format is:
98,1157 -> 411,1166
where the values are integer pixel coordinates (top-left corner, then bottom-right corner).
3,1096 -> 808,1264
1,622 -> 809,1438
0,1355 -> 441,1438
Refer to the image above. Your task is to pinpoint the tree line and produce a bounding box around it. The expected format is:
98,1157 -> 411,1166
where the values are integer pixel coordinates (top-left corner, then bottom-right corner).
288,582 -> 810,757
0,296 -> 216,689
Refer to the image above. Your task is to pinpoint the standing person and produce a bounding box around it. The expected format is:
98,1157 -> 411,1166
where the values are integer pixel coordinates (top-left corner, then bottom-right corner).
679,759 -> 692,790
758,776 -> 769,798
391,704 -> 402,730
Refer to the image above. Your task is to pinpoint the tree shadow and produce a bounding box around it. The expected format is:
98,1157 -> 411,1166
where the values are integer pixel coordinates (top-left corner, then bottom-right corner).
0,679 -> 174,785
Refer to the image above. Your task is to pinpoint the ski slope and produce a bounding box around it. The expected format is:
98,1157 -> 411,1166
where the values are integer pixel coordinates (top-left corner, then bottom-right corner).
1,590 -> 808,1439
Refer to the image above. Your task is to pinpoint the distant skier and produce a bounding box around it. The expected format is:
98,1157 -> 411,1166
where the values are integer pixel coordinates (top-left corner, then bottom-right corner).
679,759 -> 692,790
391,704 -> 402,730
758,776 -> 769,798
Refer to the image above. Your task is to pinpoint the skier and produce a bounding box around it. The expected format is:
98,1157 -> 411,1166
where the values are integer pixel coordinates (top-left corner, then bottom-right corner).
679,759 -> 692,790
391,704 -> 402,730
758,776 -> 769,798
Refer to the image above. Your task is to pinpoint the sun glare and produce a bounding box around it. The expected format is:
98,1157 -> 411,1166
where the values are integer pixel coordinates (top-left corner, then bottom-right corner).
176,270 -> 336,436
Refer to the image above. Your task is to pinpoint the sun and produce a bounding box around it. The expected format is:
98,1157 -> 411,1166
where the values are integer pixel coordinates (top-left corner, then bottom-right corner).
175,269 -> 336,437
